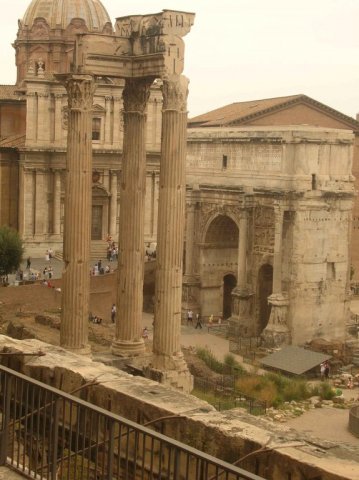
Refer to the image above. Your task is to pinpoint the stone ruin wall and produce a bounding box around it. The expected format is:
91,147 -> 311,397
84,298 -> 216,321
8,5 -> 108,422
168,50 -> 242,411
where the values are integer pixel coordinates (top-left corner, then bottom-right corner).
0,336 -> 357,480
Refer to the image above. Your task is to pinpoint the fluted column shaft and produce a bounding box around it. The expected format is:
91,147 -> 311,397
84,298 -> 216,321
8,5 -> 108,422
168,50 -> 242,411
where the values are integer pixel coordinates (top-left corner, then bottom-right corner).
53,170 -> 61,235
237,209 -> 248,289
109,171 -> 118,237
112,79 -> 152,356
184,202 -> 195,276
153,75 -> 189,362
60,75 -> 95,354
272,207 -> 284,294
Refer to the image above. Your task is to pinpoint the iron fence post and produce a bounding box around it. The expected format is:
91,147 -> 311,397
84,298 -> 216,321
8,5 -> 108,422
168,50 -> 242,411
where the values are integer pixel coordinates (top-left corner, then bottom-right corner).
0,374 -> 12,465
50,397 -> 60,479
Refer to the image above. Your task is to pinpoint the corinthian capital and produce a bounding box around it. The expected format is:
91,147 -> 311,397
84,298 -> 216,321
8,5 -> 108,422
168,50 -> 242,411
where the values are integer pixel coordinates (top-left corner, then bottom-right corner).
64,75 -> 96,111
122,78 -> 153,114
162,74 -> 188,112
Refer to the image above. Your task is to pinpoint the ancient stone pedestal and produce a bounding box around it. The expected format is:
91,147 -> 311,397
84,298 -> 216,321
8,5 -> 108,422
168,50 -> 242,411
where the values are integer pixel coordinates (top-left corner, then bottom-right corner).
112,79 -> 152,357
229,287 -> 255,337
60,75 -> 95,354
261,293 -> 291,347
146,75 -> 193,392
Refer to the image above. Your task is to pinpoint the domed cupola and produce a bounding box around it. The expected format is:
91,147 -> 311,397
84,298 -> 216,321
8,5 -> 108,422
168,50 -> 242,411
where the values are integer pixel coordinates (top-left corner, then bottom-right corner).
14,0 -> 113,84
22,0 -> 111,32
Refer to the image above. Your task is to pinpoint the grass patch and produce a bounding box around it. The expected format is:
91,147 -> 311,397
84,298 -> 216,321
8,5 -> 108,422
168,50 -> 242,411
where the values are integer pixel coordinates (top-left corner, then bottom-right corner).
194,348 -> 333,409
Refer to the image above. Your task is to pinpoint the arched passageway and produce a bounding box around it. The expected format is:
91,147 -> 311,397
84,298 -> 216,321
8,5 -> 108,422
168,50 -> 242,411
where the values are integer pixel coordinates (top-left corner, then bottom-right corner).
258,264 -> 273,331
223,273 -> 237,319
199,214 -> 239,318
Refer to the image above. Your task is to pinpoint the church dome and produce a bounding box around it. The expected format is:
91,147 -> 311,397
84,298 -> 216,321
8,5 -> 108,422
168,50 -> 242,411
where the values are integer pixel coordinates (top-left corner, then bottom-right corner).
22,0 -> 111,32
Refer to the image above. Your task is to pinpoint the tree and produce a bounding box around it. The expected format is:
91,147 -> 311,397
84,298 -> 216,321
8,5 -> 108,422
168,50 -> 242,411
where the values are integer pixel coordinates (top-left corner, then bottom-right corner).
0,226 -> 24,280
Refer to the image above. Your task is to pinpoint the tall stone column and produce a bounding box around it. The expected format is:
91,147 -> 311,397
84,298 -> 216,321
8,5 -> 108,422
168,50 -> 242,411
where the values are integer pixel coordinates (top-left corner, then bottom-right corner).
182,198 -> 200,320
60,75 -> 95,354
26,92 -> 37,145
111,78 -> 152,356
145,75 -> 192,392
109,170 -> 118,237
262,205 -> 291,347
229,207 -> 254,341
35,169 -> 47,235
105,96 -> 112,145
53,170 -> 61,235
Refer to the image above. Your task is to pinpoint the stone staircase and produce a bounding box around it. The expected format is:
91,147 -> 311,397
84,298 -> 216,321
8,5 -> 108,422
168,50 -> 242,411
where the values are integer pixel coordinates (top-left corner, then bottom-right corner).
90,240 -> 108,261
54,240 -> 108,261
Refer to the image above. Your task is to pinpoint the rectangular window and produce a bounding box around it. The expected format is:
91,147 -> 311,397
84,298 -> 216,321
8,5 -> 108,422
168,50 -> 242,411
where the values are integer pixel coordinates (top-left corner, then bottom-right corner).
222,155 -> 228,169
92,118 -> 101,141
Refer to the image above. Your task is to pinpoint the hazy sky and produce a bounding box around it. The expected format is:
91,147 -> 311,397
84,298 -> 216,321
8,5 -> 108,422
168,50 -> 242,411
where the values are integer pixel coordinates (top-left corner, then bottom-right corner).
1,0 -> 358,118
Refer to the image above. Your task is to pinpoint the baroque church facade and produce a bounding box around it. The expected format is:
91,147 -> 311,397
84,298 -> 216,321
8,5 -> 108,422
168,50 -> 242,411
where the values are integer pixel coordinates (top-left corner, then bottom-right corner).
0,0 -> 357,348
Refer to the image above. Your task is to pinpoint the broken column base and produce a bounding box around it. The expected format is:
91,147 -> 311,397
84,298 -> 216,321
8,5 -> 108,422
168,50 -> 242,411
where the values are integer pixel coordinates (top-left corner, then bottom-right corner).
143,353 -> 193,393
111,339 -> 146,357
261,292 -> 291,348
261,327 -> 291,348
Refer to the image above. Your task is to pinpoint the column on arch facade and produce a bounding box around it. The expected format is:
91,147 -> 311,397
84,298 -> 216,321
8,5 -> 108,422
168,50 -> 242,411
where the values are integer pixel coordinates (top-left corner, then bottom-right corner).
53,169 -> 61,235
109,170 -> 118,238
148,74 -> 192,391
229,205 -> 254,338
60,75 -> 95,354
262,204 -> 291,347
111,78 -> 153,356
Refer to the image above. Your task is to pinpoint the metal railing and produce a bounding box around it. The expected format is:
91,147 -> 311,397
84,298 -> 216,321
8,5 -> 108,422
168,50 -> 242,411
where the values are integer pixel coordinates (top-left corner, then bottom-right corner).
0,364 -> 265,480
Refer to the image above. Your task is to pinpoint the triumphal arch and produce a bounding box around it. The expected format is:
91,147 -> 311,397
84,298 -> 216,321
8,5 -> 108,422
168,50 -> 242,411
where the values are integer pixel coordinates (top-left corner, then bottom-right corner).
59,10 -> 194,392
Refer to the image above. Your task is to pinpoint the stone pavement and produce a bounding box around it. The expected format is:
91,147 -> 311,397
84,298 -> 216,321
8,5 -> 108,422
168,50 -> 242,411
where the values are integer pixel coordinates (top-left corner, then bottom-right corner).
0,466 -> 24,479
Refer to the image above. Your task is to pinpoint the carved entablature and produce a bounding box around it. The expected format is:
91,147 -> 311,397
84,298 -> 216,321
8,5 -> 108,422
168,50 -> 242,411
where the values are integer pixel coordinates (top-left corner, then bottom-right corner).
123,78 -> 152,114
115,10 -> 194,39
162,75 -> 188,112
75,11 -> 194,79
253,206 -> 275,254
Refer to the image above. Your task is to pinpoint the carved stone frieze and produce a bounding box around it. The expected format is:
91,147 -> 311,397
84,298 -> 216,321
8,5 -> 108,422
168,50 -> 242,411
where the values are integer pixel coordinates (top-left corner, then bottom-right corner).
253,205 -> 275,254
122,78 -> 153,114
162,75 -> 188,112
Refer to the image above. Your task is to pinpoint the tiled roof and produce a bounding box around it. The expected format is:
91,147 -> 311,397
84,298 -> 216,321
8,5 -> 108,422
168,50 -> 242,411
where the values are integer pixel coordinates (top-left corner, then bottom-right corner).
0,85 -> 23,100
260,346 -> 331,375
0,134 -> 26,149
188,94 -> 359,129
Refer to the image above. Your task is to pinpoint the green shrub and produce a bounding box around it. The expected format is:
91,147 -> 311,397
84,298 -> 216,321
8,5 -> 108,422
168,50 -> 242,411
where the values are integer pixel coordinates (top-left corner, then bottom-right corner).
317,381 -> 336,400
196,347 -> 224,374
223,353 -> 246,375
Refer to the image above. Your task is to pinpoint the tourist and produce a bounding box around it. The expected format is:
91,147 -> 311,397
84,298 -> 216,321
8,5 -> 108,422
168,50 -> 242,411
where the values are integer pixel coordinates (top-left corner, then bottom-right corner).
105,265 -> 110,274
320,362 -> 325,380
111,304 -> 116,323
347,377 -> 354,389
187,309 -> 193,325
324,361 -> 330,380
26,256 -> 31,269
45,250 -> 50,262
142,327 -> 149,339
195,312 -> 202,329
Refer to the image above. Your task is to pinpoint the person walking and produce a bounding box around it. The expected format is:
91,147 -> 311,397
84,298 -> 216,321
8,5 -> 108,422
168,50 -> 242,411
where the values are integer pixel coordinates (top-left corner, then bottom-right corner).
195,312 -> 202,329
26,257 -> 31,269
187,309 -> 193,325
